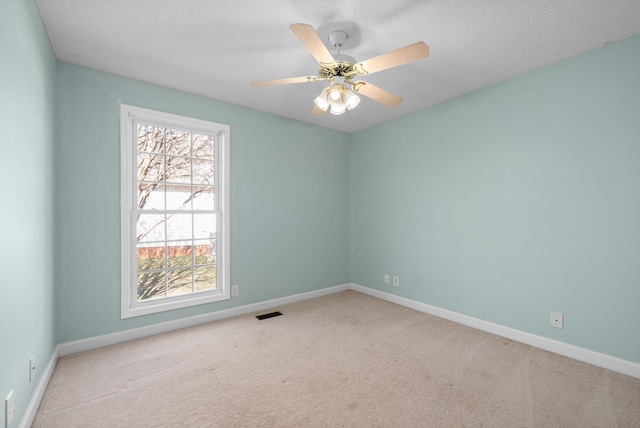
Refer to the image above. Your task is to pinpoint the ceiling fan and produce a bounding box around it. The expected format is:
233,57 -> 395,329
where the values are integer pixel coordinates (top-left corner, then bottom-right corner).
251,23 -> 430,116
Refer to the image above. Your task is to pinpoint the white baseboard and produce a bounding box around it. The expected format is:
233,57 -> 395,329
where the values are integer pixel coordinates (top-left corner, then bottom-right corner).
20,344 -> 59,428
25,281 -> 638,426
350,283 -> 640,380
58,283 -> 350,356
24,284 -> 349,426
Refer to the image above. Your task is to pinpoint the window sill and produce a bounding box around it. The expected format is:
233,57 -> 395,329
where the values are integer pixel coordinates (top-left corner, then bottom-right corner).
121,289 -> 230,319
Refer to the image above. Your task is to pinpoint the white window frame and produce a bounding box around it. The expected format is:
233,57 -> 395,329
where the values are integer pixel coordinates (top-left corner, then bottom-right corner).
120,104 -> 230,319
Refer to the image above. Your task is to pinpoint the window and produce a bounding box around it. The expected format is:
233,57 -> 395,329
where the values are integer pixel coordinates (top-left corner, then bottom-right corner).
120,104 -> 230,318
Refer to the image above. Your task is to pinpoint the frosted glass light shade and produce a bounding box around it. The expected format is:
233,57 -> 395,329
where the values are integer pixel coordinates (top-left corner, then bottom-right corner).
343,90 -> 360,110
330,103 -> 346,115
328,84 -> 344,101
314,90 -> 330,111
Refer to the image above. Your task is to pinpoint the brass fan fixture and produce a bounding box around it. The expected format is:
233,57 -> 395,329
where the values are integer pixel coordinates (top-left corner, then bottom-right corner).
251,23 -> 430,115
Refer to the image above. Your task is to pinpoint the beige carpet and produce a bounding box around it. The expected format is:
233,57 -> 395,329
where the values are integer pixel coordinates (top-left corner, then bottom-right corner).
34,291 -> 640,427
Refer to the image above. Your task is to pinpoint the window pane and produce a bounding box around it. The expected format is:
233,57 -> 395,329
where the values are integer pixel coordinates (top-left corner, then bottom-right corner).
137,214 -> 165,243
165,184 -> 192,210
194,265 -> 216,292
193,213 -> 215,240
137,125 -> 165,153
193,186 -> 214,210
164,156 -> 192,185
192,134 -> 214,159
194,238 -> 216,263
166,214 -> 193,242
167,242 -> 192,268
137,244 -> 165,272
167,268 -> 192,296
137,271 -> 166,301
192,158 -> 214,185
138,185 -> 165,210
166,129 -> 191,155
137,152 -> 164,182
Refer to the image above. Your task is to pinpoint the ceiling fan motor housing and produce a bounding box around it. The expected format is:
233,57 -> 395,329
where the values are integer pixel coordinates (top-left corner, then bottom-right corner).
319,30 -> 357,79
318,61 -> 355,79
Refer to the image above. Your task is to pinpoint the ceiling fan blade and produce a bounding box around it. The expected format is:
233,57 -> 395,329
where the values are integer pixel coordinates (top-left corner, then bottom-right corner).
311,105 -> 326,115
251,76 -> 319,87
354,82 -> 403,107
354,42 -> 429,75
290,23 -> 336,65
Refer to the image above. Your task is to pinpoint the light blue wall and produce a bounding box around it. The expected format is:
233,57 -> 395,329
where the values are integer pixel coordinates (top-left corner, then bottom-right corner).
0,0 -> 57,424
3,6 -> 638,424
351,35 -> 640,363
55,63 -> 351,342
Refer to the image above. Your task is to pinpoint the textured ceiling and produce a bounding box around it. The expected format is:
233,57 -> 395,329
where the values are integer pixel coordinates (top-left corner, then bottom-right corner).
35,0 -> 640,133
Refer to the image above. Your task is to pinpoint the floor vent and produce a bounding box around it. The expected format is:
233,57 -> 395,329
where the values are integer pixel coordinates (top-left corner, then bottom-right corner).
256,311 -> 283,320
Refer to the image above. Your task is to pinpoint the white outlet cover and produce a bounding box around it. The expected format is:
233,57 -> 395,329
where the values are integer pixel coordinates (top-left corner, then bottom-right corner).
5,390 -> 14,427
384,274 -> 390,284
393,276 -> 400,287
550,312 -> 564,329
30,356 -> 36,383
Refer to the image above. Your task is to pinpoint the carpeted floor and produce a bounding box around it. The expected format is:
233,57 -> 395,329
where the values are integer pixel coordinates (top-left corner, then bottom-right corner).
34,291 -> 640,427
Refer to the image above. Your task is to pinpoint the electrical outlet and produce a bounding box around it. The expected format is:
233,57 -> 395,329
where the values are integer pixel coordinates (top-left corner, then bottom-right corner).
30,356 -> 36,383
550,312 -> 563,329
393,276 -> 400,287
5,390 -> 14,428
231,284 -> 239,297
384,274 -> 390,284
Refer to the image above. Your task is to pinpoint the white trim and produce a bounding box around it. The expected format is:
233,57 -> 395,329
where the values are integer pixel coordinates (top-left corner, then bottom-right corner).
120,106 -> 134,317
59,284 -> 350,356
350,284 -> 640,379
21,282 -> 640,426
218,128 -> 231,310
119,103 -> 231,319
20,345 -> 59,428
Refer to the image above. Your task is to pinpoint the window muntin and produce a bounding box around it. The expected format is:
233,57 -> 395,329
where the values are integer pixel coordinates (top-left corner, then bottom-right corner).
121,104 -> 230,318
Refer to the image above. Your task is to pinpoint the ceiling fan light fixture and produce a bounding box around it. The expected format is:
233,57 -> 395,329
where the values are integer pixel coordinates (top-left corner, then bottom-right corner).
330,103 -> 346,115
314,89 -> 330,111
252,24 -> 430,117
320,83 -> 359,114
328,84 -> 344,102
343,89 -> 360,110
